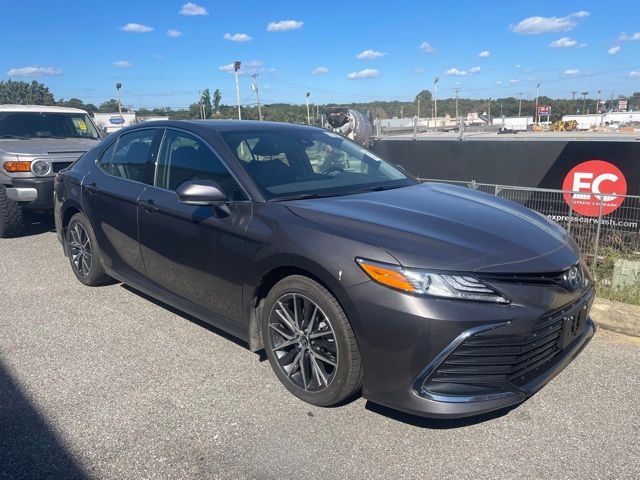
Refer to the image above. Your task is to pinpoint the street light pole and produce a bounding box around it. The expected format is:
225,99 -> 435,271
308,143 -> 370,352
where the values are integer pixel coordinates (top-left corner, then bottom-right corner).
535,82 -> 541,126
517,92 -> 523,117
305,92 -> 311,125
488,97 -> 491,125
433,77 -> 439,126
581,91 -> 589,115
116,82 -> 122,115
453,87 -> 461,120
233,61 -> 242,120
251,74 -> 262,121
595,89 -> 602,126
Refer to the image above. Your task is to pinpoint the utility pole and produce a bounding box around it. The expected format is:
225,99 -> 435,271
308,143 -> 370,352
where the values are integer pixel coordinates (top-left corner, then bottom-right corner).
305,92 -> 311,125
433,77 -> 439,125
453,87 -> 462,120
417,98 -> 420,119
251,74 -> 262,121
581,91 -> 589,115
233,61 -> 242,120
595,89 -> 602,125
517,92 -> 523,117
488,97 -> 491,125
535,82 -> 541,126
198,90 -> 203,119
116,82 -> 122,115
571,91 -> 577,114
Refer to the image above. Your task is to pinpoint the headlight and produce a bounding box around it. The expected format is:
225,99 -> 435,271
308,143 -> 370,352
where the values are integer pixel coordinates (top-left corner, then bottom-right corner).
31,160 -> 50,176
356,258 -> 510,303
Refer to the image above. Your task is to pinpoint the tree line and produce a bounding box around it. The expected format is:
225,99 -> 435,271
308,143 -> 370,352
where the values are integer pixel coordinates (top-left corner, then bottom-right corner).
2,79 -> 639,124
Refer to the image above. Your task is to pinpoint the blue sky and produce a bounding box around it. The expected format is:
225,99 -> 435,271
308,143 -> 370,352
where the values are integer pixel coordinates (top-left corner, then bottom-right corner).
2,0 -> 639,108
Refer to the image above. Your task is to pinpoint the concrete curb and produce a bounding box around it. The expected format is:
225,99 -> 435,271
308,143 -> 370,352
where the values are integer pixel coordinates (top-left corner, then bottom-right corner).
591,297 -> 640,338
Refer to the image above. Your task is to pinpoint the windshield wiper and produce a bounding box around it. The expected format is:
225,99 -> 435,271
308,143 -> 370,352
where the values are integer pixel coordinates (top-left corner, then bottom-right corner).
0,134 -> 30,139
272,192 -> 341,201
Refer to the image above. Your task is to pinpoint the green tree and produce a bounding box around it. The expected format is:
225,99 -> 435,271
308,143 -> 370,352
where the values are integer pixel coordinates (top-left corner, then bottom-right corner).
201,89 -> 213,118
212,88 -> 222,115
98,99 -> 122,112
0,80 -> 55,105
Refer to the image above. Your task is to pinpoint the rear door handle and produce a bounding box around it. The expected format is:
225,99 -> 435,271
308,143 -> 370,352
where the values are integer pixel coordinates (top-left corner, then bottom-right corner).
84,182 -> 98,193
138,200 -> 159,213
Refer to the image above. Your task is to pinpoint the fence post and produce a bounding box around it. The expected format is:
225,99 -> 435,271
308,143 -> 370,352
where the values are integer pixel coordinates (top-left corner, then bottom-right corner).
592,196 -> 604,270
567,193 -> 574,235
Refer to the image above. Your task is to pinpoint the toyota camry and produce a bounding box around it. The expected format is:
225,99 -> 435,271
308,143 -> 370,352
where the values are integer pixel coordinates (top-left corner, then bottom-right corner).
54,120 -> 595,418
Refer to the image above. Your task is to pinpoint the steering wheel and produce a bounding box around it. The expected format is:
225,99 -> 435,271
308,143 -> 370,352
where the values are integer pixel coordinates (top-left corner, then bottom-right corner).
322,166 -> 345,176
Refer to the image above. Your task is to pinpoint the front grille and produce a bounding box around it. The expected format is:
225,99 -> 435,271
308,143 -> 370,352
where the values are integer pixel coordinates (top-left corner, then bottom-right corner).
424,289 -> 593,396
52,161 -> 73,173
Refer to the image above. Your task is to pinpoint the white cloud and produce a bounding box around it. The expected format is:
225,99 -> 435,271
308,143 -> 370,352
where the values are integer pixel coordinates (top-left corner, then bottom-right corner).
346,69 -> 380,80
411,67 -> 425,74
166,29 -> 182,38
356,49 -> 387,60
419,41 -> 435,53
620,32 -> 640,41
469,66 -> 481,74
219,60 -> 264,75
630,71 -> 640,78
608,46 -> 621,55
509,79 -> 520,84
550,36 -> 577,48
311,66 -> 329,75
563,69 -> 580,76
180,2 -> 208,16
510,11 -> 590,35
267,20 -> 303,32
445,67 -> 467,76
478,50 -> 490,58
121,22 -> 153,33
112,60 -> 132,68
496,80 -> 503,85
223,33 -> 252,42
6,66 -> 61,77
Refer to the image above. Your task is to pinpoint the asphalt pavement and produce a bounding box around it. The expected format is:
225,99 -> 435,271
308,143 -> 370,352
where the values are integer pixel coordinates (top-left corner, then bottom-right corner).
1,219 -> 639,479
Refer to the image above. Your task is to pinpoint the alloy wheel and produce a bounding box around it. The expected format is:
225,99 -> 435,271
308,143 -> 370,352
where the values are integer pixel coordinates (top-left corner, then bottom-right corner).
68,222 -> 92,278
267,293 -> 338,392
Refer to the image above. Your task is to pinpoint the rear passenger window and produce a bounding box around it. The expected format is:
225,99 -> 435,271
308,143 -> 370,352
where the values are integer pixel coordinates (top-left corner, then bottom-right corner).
105,130 -> 157,183
155,130 -> 247,201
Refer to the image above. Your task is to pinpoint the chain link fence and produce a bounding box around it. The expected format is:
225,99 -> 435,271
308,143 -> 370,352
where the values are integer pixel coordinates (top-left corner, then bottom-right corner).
420,179 -> 640,299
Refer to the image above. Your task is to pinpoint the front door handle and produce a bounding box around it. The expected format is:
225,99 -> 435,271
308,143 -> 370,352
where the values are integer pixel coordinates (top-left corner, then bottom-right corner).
138,200 -> 159,213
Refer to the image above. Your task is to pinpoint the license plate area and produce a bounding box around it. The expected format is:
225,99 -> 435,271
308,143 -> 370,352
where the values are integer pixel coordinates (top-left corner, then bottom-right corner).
559,302 -> 589,349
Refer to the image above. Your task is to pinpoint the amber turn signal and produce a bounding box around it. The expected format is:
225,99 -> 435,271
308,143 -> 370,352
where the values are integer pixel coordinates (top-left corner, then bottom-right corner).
356,259 -> 416,292
3,161 -> 32,173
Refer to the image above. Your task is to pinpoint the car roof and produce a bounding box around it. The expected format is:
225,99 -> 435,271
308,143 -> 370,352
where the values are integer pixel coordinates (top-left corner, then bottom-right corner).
0,104 -> 89,114
129,119 -> 324,133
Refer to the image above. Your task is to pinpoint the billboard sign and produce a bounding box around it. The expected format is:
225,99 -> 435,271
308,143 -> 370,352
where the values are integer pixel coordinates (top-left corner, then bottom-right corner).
537,106 -> 551,115
618,100 -> 628,111
562,160 -> 627,216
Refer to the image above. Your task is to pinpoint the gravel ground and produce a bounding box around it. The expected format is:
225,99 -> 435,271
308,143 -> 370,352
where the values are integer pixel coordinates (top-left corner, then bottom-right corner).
1,222 -> 639,480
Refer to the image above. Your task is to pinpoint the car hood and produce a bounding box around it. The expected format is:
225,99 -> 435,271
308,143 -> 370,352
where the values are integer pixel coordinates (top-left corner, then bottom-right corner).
0,138 -> 99,156
286,183 -> 579,273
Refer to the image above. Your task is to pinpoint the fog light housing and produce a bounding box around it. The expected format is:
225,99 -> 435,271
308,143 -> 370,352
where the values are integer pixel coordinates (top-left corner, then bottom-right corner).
31,160 -> 50,176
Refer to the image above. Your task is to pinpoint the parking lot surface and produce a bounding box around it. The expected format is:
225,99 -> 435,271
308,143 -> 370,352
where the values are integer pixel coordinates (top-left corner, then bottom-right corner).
1,222 -> 639,480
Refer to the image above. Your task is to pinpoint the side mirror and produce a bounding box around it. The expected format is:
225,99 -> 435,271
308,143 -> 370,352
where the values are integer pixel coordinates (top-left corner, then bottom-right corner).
176,180 -> 226,206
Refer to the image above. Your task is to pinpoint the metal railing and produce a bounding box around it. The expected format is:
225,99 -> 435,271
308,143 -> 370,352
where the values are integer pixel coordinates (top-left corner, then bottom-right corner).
419,179 -> 640,270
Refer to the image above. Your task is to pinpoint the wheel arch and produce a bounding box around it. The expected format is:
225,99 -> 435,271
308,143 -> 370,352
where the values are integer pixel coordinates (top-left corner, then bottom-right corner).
246,262 -> 356,352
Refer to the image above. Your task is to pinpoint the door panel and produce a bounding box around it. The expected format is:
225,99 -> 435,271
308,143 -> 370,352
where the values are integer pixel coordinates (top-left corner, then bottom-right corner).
138,189 -> 251,322
137,128 -> 251,323
82,128 -> 161,281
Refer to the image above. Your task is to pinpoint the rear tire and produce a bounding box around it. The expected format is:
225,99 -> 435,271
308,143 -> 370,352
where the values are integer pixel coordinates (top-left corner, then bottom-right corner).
66,212 -> 111,286
0,185 -> 24,238
262,275 -> 363,407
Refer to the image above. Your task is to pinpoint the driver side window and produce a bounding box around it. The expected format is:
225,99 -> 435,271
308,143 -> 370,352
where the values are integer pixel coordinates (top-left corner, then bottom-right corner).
155,130 -> 247,201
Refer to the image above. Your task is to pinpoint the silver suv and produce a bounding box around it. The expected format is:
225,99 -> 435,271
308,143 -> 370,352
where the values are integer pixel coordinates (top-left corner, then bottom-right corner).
0,105 -> 102,237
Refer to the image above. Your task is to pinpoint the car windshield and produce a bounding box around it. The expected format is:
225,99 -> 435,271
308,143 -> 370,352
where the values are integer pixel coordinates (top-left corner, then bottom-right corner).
0,112 -> 100,140
219,128 -> 416,200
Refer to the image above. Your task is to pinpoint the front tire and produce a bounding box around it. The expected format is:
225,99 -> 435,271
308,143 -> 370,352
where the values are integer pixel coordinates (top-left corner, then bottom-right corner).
66,212 -> 111,286
262,275 -> 363,407
0,185 -> 24,238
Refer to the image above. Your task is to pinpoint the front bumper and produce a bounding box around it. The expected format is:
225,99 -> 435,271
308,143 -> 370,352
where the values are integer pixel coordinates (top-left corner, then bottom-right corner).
345,280 -> 596,419
5,177 -> 54,210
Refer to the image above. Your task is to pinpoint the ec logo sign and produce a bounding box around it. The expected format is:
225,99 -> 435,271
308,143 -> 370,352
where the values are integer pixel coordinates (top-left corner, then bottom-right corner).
562,160 -> 627,217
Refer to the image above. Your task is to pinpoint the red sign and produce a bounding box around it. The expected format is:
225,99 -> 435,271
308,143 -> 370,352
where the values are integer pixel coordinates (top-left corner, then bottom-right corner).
537,106 -> 551,115
562,160 -> 627,217
618,100 -> 628,111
